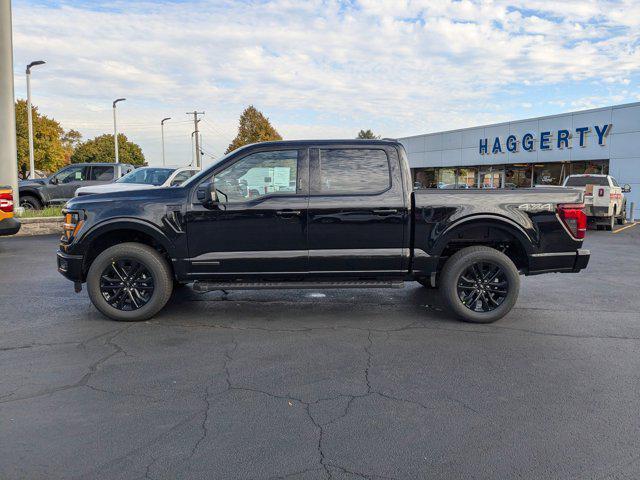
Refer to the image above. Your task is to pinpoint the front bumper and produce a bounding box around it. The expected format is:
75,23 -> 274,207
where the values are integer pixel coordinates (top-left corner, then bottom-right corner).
0,217 -> 21,236
57,250 -> 84,282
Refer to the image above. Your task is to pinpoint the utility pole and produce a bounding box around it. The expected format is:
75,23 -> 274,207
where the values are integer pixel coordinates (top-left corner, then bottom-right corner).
26,60 -> 45,179
0,1 -> 20,208
186,111 -> 204,168
112,98 -> 126,163
161,117 -> 171,166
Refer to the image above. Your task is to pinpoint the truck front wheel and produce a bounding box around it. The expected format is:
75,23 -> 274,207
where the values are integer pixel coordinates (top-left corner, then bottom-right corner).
439,246 -> 520,323
87,242 -> 173,321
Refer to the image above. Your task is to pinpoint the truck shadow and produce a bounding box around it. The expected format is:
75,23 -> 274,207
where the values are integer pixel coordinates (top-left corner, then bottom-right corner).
159,283 -> 461,328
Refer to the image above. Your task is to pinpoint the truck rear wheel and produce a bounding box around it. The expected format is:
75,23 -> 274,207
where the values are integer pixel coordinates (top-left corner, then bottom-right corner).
20,195 -> 42,210
87,242 -> 173,321
439,246 -> 520,323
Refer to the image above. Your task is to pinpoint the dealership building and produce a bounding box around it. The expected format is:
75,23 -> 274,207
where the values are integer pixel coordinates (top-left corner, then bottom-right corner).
399,102 -> 640,213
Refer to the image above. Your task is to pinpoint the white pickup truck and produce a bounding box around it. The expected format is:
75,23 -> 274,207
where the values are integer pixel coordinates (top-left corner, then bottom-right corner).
563,174 -> 631,230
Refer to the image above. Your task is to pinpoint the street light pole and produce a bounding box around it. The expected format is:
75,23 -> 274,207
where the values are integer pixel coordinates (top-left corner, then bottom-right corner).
26,60 -> 45,179
0,0 -> 20,207
161,117 -> 171,166
112,98 -> 126,163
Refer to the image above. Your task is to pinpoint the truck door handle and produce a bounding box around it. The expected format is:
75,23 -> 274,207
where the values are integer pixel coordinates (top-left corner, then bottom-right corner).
372,209 -> 398,215
276,210 -> 301,217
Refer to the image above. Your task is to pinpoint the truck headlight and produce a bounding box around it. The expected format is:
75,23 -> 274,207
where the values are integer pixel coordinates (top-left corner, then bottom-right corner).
62,211 -> 84,241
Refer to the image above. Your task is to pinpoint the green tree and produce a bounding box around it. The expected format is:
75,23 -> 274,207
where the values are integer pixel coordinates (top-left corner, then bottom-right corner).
15,99 -> 68,174
61,129 -> 82,164
70,133 -> 145,166
356,129 -> 380,139
226,105 -> 282,154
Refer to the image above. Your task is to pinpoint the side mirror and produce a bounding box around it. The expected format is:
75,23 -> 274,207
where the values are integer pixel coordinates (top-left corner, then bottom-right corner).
50,177 -> 59,185
196,179 -> 218,205
622,184 -> 631,193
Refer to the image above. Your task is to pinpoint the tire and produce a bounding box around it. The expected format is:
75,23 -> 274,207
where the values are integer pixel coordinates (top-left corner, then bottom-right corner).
617,205 -> 627,225
20,195 -> 43,210
87,242 -> 173,321
439,246 -> 520,324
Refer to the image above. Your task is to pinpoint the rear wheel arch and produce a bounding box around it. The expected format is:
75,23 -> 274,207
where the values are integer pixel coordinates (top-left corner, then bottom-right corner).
433,217 -> 533,272
19,188 -> 45,207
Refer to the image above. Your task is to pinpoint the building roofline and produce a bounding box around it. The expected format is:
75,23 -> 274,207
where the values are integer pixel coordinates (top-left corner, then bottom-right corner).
399,101 -> 640,140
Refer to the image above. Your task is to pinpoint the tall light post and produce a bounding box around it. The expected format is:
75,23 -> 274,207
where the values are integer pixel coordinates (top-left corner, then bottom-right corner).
0,0 -> 21,207
112,98 -> 126,163
26,60 -> 45,179
161,117 -> 171,166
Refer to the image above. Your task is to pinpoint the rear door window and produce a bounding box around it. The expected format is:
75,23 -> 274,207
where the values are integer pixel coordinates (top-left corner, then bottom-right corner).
89,165 -> 114,181
318,149 -> 390,194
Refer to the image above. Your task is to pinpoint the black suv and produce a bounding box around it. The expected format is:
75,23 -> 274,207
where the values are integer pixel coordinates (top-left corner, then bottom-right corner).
19,163 -> 135,209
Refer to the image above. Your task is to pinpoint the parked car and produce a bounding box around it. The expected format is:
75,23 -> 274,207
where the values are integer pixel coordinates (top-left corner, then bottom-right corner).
0,186 -> 20,236
562,174 -> 630,230
19,163 -> 135,210
57,140 -> 589,323
75,167 -> 200,197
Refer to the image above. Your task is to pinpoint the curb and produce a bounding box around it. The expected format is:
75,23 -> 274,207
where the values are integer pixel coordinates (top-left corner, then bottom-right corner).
14,216 -> 64,236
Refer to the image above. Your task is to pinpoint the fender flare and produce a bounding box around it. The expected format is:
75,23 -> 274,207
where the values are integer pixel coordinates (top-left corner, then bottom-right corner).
80,218 -> 177,258
431,214 -> 535,257
18,186 -> 45,204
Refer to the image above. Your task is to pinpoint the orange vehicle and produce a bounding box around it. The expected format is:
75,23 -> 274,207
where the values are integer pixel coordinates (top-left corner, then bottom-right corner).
0,186 -> 21,236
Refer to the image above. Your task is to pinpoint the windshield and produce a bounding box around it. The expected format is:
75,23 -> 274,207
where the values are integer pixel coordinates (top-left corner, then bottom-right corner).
116,167 -> 175,186
565,176 -> 608,187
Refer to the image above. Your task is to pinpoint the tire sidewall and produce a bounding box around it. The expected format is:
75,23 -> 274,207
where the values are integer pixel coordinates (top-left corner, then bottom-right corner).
441,247 -> 520,323
20,196 -> 42,210
87,243 -> 173,321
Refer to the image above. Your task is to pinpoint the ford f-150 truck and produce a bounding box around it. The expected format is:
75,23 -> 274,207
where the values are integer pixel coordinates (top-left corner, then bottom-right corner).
57,140 -> 589,323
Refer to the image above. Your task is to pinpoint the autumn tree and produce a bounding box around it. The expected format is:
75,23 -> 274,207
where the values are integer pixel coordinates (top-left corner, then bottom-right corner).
225,106 -> 282,153
356,129 -> 380,139
15,99 -> 68,174
61,129 -> 82,163
70,133 -> 145,166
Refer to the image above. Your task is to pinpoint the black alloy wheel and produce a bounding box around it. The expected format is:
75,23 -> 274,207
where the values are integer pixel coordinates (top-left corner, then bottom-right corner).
100,259 -> 155,311
456,261 -> 508,313
440,246 -> 520,323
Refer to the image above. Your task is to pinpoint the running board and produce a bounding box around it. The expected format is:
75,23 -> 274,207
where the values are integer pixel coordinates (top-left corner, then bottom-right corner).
192,280 -> 404,292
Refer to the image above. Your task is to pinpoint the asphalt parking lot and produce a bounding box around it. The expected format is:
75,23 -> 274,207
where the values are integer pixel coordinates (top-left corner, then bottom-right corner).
1,225 -> 639,480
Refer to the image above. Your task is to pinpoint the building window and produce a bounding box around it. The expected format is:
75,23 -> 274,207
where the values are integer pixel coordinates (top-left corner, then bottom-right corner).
413,168 -> 436,189
438,168 -> 456,188
457,168 -> 478,188
533,162 -> 568,186
505,165 -> 533,188
570,160 -> 609,176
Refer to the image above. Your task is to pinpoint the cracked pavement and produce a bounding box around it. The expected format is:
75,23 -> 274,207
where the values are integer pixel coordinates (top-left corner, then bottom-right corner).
1,228 -> 639,480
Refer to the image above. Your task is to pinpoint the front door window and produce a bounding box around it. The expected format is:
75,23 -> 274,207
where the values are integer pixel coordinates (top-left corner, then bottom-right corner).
215,150 -> 299,202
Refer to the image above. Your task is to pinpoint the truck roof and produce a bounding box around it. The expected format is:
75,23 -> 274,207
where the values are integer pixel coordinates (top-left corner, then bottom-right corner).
235,139 -> 402,149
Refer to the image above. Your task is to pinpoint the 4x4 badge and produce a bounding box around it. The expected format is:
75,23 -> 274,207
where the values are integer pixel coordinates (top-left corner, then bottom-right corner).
518,203 -> 553,212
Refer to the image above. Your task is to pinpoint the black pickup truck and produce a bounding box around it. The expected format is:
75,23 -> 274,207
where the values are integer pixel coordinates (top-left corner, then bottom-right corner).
57,140 -> 589,323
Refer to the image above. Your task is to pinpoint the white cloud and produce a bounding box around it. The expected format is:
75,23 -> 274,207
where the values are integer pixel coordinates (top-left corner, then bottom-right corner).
10,0 -> 640,165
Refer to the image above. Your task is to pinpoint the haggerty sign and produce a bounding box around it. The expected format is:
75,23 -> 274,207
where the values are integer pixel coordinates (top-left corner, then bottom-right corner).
479,124 -> 612,155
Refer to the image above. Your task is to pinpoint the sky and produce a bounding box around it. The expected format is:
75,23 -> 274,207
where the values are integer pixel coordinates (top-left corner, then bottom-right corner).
10,0 -> 640,168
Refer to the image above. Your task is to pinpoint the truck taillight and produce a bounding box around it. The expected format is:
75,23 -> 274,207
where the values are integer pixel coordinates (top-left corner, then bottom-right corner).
598,188 -> 605,197
0,191 -> 14,213
558,203 -> 587,240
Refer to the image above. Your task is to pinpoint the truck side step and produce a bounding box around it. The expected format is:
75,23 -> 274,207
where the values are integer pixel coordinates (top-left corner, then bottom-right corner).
192,279 -> 404,292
